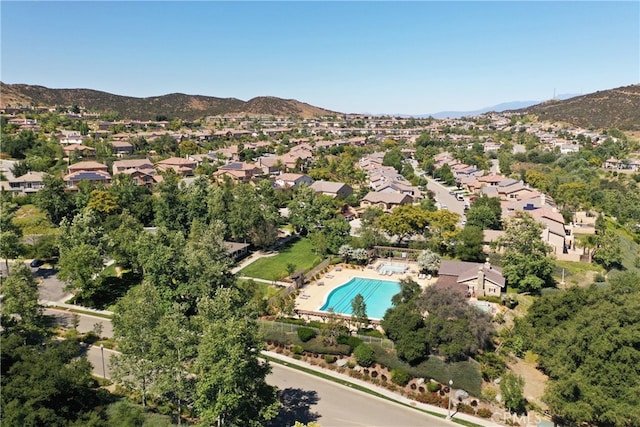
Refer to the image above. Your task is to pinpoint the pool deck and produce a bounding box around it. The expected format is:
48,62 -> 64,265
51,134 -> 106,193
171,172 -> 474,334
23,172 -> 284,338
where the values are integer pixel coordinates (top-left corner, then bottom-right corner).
295,261 -> 435,319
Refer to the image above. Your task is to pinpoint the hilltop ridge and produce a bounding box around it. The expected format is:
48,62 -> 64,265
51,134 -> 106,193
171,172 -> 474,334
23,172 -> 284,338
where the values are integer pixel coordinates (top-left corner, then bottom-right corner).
0,82 -> 338,120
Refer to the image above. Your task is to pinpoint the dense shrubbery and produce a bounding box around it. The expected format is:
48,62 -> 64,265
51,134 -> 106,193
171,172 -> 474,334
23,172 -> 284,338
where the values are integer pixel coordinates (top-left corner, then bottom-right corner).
412,392 -> 449,407
369,344 -> 482,396
353,344 -> 375,367
477,407 -> 493,418
390,369 -> 410,386
324,355 -> 336,364
301,337 -> 351,355
337,335 -> 363,351
277,317 -> 307,325
426,381 -> 441,393
297,327 -> 317,342
357,328 -> 385,338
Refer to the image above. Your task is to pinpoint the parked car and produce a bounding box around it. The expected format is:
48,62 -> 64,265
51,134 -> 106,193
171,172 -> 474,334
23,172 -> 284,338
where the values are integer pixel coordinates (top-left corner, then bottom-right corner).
30,259 -> 44,268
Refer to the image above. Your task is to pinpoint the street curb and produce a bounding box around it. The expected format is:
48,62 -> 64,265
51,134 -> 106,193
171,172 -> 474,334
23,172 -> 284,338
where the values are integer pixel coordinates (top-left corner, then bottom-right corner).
263,351 -> 500,427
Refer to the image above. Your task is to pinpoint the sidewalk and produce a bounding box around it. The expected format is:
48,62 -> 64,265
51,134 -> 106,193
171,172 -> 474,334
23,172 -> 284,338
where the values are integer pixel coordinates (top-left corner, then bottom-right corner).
231,250 -> 277,274
41,300 -> 114,317
263,350 -> 501,427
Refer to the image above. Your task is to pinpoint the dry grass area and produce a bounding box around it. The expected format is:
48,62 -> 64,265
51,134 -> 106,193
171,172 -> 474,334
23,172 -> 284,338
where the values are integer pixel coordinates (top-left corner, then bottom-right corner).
507,357 -> 549,410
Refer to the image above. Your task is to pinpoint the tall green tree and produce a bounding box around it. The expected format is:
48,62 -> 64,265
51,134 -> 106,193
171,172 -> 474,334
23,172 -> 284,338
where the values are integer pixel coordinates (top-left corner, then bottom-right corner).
455,225 -> 485,262
194,288 -> 280,426
0,199 -> 24,270
111,282 -> 166,407
34,174 -> 74,225
0,263 -> 45,340
350,293 -> 369,329
497,212 -> 555,293
500,372 -> 525,413
154,169 -> 187,234
57,210 -> 105,300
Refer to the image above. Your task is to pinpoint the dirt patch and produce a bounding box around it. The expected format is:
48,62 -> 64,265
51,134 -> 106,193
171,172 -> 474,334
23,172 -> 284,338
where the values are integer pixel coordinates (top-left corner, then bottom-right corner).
507,358 -> 548,410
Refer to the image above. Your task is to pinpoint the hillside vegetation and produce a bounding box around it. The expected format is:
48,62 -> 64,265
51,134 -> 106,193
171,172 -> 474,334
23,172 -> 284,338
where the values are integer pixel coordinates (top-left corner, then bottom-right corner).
516,84 -> 640,131
0,82 -> 338,120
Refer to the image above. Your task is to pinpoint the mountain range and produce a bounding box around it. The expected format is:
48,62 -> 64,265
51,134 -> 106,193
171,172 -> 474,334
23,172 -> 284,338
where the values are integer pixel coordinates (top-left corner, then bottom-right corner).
1,82 -> 639,130
426,95 -> 579,119
0,82 -> 337,120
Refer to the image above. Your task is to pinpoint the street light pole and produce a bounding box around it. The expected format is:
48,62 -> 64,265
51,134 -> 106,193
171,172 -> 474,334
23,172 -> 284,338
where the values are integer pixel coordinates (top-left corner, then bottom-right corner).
446,379 -> 453,420
100,344 -> 106,379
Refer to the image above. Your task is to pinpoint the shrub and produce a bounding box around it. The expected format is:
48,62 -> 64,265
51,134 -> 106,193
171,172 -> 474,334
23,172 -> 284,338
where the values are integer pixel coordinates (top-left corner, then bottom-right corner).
427,382 -> 441,393
477,407 -> 493,419
263,330 -> 293,346
357,328 -> 385,338
338,335 -> 363,351
324,355 -> 336,364
413,392 -> 447,407
278,317 -> 307,325
347,361 -> 356,369
301,337 -> 351,355
353,344 -> 375,367
307,320 -> 324,329
391,369 -> 410,386
457,403 -> 475,414
291,345 -> 304,355
297,327 -> 317,342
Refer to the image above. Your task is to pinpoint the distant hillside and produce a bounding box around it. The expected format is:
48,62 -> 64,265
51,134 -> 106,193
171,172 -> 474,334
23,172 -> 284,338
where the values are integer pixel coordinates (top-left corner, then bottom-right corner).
427,95 -> 579,119
513,84 -> 640,131
0,83 -> 338,120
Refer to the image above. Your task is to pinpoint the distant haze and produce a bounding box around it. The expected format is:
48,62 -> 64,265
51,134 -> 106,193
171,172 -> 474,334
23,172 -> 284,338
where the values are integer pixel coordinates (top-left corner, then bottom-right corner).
417,94 -> 580,119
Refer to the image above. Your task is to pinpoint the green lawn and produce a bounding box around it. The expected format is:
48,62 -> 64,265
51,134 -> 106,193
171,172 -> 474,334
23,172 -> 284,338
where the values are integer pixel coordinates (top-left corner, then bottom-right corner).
237,279 -> 284,300
239,238 -> 322,281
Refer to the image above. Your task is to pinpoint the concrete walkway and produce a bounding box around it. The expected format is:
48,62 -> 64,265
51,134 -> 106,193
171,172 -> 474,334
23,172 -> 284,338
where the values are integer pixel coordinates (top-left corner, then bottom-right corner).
264,350 -> 501,427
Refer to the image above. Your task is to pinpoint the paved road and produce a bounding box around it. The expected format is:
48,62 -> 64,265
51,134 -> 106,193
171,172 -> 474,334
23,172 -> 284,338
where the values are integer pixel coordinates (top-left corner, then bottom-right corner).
35,267 -> 73,303
45,308 -> 114,338
267,363 -> 453,427
426,178 -> 467,218
86,344 -> 116,379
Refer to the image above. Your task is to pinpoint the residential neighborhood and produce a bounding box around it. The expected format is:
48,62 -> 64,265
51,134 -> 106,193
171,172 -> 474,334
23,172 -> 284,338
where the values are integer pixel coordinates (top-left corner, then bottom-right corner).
2,95 -> 639,427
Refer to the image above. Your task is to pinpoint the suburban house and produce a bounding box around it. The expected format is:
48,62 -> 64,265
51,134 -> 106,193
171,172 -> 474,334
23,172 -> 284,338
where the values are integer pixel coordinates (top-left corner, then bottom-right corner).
68,161 -> 109,174
7,171 -> 46,195
486,179 -> 540,201
155,157 -> 197,176
112,158 -> 155,175
255,156 -> 284,176
64,170 -> 112,189
62,144 -> 96,158
224,241 -> 250,260
110,140 -> 134,156
376,181 -> 422,199
212,162 -> 264,183
360,191 -> 413,211
274,173 -> 313,189
436,260 -> 506,297
57,130 -> 87,145
119,169 -> 160,188
310,180 -> 353,198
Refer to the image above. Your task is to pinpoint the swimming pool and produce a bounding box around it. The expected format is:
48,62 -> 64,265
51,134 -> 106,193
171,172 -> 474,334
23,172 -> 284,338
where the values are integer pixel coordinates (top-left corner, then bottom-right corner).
377,263 -> 408,274
319,277 -> 400,319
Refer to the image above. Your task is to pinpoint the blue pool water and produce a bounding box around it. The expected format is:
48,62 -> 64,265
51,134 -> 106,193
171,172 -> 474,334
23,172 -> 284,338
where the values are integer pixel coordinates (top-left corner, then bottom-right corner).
319,277 -> 400,319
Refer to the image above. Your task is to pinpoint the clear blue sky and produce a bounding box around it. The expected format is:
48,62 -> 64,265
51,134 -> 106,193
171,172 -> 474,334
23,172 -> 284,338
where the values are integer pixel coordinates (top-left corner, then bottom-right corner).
2,1 -> 639,115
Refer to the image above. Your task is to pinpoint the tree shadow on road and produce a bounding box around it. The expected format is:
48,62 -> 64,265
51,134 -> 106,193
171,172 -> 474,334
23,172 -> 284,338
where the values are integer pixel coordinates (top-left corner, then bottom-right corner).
267,387 -> 320,427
